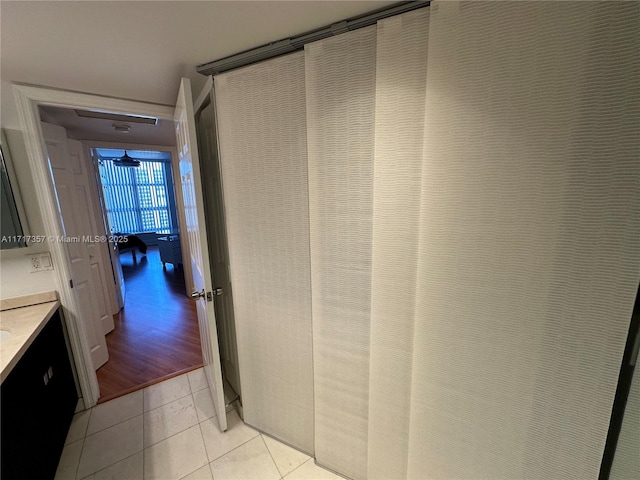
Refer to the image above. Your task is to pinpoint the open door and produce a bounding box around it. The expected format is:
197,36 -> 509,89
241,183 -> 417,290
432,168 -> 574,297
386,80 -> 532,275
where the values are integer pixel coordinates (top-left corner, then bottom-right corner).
41,122 -> 109,369
89,148 -> 126,310
175,78 -> 228,432
67,140 -> 116,335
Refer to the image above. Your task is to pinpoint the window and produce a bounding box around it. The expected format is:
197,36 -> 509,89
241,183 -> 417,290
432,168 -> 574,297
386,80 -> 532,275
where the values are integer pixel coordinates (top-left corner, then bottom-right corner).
98,150 -> 174,234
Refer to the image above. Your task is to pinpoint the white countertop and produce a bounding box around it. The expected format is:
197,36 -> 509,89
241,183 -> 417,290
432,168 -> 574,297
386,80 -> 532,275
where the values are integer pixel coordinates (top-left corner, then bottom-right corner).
1,293 -> 60,383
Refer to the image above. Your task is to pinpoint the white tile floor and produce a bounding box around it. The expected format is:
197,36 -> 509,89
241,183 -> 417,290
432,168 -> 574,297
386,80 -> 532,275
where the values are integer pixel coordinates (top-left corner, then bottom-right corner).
55,368 -> 342,480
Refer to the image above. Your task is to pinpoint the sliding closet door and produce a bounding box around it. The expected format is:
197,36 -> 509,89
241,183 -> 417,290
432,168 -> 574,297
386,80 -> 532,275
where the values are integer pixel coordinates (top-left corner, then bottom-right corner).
367,9 -> 429,480
214,52 -> 314,453
406,2 -> 640,479
305,26 -> 377,480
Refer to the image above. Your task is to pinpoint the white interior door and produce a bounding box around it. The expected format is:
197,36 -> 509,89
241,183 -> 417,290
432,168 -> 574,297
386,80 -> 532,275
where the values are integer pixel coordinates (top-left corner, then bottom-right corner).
90,149 -> 126,310
175,78 -> 227,432
42,122 -> 109,369
67,139 -> 116,334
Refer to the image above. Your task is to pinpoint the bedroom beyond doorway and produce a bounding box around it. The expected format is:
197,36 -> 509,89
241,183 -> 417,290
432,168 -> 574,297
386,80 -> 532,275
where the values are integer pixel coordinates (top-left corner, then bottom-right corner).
91,147 -> 203,402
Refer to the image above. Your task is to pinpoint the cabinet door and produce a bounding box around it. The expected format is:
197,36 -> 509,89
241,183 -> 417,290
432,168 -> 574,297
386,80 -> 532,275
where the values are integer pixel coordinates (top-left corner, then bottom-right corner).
1,310 -> 77,480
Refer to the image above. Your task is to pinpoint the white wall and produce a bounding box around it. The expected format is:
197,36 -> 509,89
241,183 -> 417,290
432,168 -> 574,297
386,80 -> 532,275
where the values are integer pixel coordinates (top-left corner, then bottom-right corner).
0,129 -> 58,298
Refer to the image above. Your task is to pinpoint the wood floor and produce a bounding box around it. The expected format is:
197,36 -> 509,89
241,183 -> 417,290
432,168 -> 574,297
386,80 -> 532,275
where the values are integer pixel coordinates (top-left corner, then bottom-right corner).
96,246 -> 203,403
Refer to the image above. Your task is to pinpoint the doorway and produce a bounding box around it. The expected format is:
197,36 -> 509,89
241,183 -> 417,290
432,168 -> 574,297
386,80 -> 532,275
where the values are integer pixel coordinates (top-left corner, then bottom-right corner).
194,86 -> 242,408
37,106 -> 204,403
90,147 -> 204,402
16,80 -> 231,433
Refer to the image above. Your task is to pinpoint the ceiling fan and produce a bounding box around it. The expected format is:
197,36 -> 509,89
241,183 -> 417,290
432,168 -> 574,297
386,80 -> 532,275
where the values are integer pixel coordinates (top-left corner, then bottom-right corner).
112,150 -> 141,168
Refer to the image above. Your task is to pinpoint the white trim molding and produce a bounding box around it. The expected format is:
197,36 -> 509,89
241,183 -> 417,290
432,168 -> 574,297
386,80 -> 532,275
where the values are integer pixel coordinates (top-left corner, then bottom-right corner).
12,83 -> 175,407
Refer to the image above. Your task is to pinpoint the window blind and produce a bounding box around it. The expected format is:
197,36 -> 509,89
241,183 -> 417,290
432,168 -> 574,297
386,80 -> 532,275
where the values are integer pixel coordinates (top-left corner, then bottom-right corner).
99,158 -> 172,234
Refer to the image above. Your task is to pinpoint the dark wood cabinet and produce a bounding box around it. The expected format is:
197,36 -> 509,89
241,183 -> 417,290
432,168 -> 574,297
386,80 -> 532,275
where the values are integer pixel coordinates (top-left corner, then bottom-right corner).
1,309 -> 77,480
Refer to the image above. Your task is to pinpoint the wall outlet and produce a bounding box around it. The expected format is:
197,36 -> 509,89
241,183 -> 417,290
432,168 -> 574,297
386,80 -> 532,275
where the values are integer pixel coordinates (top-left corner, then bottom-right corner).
28,252 -> 54,273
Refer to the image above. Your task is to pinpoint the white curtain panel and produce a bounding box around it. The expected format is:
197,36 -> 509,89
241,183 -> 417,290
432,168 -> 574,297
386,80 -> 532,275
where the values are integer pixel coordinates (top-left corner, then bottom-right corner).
367,9 -> 429,480
305,26 -> 377,480
406,2 -> 640,479
214,52 -> 314,453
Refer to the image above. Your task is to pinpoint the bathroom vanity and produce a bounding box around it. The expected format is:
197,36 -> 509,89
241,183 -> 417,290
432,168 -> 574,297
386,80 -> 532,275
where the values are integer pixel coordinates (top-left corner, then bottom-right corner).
1,292 -> 77,479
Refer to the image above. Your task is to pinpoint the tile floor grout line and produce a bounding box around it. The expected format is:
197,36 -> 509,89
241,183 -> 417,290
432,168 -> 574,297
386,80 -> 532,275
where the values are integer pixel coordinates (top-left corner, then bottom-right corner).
144,390 -> 194,417
284,458 -> 314,479
142,397 -> 200,450
70,372 -> 241,479
260,433 -> 285,478
192,386 -> 217,421
76,450 -> 142,480
83,411 -> 143,440
143,385 -> 193,413
187,371 -> 202,395
175,443 -> 209,479
78,414 -> 146,479
206,425 -> 261,465
198,416 -> 214,465
194,408 -> 213,479
84,413 -> 140,439
143,422 -> 198,451
70,373 -> 198,480
84,391 -> 144,438
70,438 -> 85,480
73,406 -> 93,480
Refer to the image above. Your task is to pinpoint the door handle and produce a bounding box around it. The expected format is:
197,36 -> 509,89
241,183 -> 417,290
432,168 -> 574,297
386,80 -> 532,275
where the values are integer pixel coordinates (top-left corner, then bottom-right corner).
190,289 -> 205,300
213,288 -> 223,296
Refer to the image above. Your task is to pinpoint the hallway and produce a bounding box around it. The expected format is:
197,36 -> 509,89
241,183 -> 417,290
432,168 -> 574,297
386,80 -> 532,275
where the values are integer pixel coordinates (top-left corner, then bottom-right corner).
96,246 -> 203,403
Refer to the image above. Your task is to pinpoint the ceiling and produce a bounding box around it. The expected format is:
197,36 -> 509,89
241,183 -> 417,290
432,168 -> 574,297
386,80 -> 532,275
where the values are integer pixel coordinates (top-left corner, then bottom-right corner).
1,1 -> 395,130
39,105 -> 177,146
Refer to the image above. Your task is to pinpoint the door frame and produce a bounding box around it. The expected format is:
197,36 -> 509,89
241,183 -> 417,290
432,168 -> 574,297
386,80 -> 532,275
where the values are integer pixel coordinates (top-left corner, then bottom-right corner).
83,142 -> 123,316
194,77 -> 243,401
13,83 -> 178,407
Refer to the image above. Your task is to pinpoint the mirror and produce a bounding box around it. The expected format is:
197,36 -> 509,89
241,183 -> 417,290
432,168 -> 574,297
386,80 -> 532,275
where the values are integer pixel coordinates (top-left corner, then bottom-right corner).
1,130 -> 28,249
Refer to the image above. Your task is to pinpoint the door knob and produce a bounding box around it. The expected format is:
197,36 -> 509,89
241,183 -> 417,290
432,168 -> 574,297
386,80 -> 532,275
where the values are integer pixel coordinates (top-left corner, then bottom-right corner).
190,289 -> 205,300
213,288 -> 223,296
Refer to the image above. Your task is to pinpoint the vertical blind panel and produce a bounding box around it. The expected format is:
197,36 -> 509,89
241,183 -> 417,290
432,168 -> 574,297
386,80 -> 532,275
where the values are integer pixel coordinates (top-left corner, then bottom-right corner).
305,26 -> 376,480
99,159 -> 171,233
367,9 -> 429,480
215,52 -> 314,453
610,365 -> 640,480
408,2 -> 640,479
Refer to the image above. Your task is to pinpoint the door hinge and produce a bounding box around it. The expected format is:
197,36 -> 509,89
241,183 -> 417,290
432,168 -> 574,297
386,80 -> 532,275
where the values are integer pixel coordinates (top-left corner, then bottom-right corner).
69,279 -> 74,289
